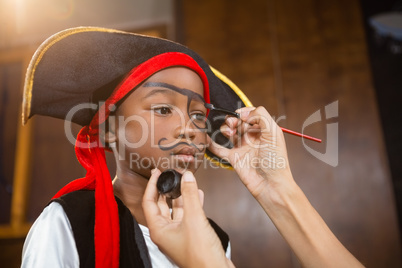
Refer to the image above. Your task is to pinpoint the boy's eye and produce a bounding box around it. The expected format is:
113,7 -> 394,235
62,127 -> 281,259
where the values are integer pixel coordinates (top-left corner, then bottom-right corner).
190,111 -> 207,129
153,106 -> 173,115
190,112 -> 206,122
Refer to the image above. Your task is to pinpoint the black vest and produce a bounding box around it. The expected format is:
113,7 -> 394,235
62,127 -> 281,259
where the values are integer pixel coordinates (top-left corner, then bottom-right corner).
52,190 -> 229,268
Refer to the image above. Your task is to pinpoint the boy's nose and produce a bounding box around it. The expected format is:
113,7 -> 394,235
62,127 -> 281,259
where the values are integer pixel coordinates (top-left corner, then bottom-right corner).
174,121 -> 197,141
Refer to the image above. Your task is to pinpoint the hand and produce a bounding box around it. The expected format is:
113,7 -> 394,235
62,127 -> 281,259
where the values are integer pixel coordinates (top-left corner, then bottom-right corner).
208,106 -> 294,199
142,169 -> 234,268
209,107 -> 363,268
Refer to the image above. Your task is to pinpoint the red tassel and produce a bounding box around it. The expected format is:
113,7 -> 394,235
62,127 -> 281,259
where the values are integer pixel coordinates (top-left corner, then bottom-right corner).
92,142 -> 119,268
52,126 -> 120,268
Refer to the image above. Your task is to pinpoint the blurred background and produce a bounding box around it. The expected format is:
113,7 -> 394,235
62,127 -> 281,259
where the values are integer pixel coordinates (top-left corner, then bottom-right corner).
1,0 -> 401,267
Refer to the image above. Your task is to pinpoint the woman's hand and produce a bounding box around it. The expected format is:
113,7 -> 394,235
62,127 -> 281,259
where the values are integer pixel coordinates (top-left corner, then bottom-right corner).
208,106 -> 294,199
142,169 -> 234,268
208,106 -> 363,268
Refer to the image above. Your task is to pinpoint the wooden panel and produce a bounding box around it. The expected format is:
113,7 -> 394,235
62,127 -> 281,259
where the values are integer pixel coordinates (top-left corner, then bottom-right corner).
0,48 -> 35,238
26,117 -> 85,221
183,0 -> 401,267
275,1 -> 400,266
0,61 -> 22,224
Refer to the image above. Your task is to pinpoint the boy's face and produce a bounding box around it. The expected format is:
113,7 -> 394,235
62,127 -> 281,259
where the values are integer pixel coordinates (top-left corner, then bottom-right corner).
109,67 -> 208,178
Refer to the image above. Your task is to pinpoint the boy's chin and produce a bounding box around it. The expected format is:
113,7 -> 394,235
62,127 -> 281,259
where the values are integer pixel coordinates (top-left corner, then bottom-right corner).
174,166 -> 198,174
158,161 -> 201,175
165,165 -> 198,175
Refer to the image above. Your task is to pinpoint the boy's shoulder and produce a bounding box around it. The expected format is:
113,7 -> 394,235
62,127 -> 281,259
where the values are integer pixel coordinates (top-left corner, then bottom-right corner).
52,189 -> 95,203
51,190 -> 96,220
51,190 -> 97,266
50,190 -> 150,267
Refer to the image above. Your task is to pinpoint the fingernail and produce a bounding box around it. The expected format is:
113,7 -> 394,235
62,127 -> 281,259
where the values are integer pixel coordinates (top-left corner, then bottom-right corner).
225,128 -> 236,135
151,168 -> 157,174
183,171 -> 195,182
240,110 -> 250,118
226,117 -> 236,127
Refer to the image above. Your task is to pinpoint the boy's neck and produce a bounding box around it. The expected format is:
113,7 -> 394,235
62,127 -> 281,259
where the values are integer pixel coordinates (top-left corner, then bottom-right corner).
112,170 -> 149,226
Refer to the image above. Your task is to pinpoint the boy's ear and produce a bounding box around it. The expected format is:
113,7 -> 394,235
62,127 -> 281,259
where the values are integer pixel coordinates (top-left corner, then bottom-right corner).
104,131 -> 117,144
103,115 -> 117,144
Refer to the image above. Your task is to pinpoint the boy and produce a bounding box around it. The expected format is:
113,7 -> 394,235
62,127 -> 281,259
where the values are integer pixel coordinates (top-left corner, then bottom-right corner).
21,27 -> 251,267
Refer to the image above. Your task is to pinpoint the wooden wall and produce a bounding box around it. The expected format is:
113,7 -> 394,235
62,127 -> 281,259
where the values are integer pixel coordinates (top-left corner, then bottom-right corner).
182,0 -> 402,267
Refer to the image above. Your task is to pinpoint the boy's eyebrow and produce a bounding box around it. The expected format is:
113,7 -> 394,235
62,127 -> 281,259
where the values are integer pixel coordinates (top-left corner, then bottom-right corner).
142,88 -> 176,100
143,82 -> 205,102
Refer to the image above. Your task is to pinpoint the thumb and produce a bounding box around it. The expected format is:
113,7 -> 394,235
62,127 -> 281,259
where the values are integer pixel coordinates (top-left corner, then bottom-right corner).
207,135 -> 231,160
180,171 -> 205,218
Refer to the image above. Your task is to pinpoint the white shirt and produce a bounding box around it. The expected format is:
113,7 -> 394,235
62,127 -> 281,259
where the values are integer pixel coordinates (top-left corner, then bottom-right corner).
22,202 -> 231,267
21,202 -> 79,268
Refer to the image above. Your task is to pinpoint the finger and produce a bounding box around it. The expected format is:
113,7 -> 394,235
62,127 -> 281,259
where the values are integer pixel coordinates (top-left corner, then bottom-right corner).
143,168 -> 162,202
220,126 -> 240,147
239,120 -> 262,137
198,189 -> 204,207
180,171 -> 206,220
225,116 -> 241,130
237,106 -> 274,132
220,123 -> 237,137
239,107 -> 286,150
171,196 -> 184,221
158,194 -> 171,218
207,135 -> 231,160
214,108 -> 258,140
142,168 -> 162,221
235,106 -> 257,120
221,121 -> 260,151
226,108 -> 273,145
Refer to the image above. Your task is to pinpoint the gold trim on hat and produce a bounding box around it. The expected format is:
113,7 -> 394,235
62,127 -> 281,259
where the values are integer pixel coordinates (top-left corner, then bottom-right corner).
210,66 -> 253,107
204,153 -> 234,170
22,27 -> 130,125
205,66 -> 254,169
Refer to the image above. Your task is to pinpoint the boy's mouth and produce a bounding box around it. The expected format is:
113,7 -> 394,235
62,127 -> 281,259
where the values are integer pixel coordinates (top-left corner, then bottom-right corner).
175,146 -> 197,156
158,138 -> 204,152
172,146 -> 197,163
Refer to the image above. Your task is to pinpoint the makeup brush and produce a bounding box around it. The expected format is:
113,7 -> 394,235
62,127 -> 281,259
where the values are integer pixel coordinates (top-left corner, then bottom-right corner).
205,103 -> 322,143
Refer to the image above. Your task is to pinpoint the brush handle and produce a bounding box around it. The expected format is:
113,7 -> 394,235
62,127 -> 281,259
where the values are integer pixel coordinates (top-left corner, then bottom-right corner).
205,103 -> 322,143
280,127 -> 322,143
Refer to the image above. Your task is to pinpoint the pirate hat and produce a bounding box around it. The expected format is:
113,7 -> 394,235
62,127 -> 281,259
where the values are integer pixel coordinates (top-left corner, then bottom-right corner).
22,27 -> 252,267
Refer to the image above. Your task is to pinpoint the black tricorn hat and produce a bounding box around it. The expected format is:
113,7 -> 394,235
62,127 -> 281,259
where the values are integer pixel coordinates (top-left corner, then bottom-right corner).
22,27 -> 252,167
